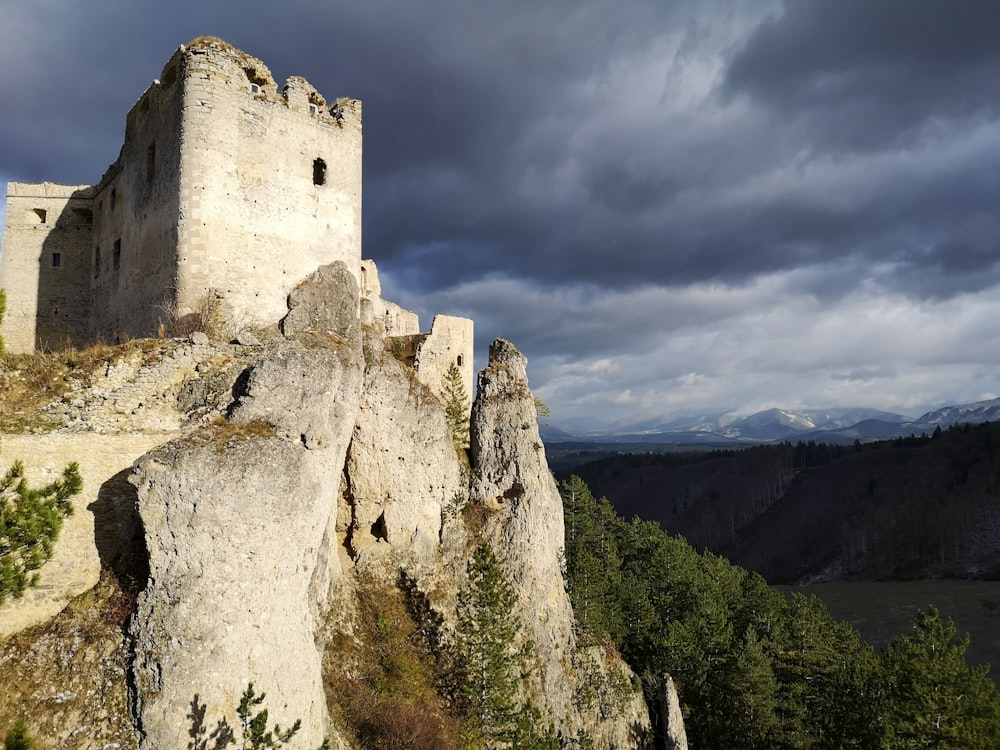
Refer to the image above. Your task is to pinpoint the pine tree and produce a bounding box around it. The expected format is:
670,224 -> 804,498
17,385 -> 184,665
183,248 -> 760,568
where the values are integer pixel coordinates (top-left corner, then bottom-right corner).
455,544 -> 521,742
0,459 -> 82,604
453,544 -> 556,748
4,718 -> 34,750
236,683 -> 302,750
883,606 -> 1000,749
442,363 -> 470,451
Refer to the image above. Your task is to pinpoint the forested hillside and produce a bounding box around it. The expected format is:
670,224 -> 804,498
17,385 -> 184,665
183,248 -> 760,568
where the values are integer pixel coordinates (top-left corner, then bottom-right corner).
560,476 -> 1000,749
565,422 -> 1000,583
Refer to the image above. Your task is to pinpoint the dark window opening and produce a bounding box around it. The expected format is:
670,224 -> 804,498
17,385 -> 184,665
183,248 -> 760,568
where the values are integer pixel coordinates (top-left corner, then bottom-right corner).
53,307 -> 59,317
456,354 -> 464,367
72,208 -> 93,224
51,252 -> 61,268
313,158 -> 327,186
147,143 -> 156,182
110,188 -> 117,210
370,512 -> 387,542
244,67 -> 267,94
32,208 -> 47,224
94,247 -> 101,277
113,239 -> 121,271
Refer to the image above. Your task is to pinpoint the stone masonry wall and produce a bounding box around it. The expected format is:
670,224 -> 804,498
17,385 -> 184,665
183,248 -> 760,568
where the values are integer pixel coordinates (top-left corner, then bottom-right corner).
89,58 -> 184,343
413,314 -> 475,411
0,183 -> 95,352
0,433 -> 169,637
1,38 -> 363,349
175,39 -> 363,329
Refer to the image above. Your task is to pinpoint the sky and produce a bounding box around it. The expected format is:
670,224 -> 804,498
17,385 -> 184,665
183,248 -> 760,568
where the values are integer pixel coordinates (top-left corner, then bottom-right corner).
3,1 -> 1000,430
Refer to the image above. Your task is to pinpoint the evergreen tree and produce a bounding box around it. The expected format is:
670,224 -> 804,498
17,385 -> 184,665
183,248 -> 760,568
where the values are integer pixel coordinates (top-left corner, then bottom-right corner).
454,544 -> 555,748
883,606 -> 1000,749
235,683 -> 302,750
561,476 -> 624,639
442,363 -> 470,451
559,475 -> 1000,749
4,718 -> 34,750
0,459 -> 82,604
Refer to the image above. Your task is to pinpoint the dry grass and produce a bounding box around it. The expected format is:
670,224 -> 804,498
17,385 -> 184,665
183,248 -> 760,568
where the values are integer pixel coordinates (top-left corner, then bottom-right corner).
0,574 -> 138,748
182,417 -> 277,453
0,339 -> 161,432
158,294 -> 226,340
324,582 -> 468,750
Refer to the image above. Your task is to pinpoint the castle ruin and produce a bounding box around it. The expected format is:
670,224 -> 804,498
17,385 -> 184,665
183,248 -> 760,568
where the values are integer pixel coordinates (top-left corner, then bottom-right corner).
0,37 -> 472,397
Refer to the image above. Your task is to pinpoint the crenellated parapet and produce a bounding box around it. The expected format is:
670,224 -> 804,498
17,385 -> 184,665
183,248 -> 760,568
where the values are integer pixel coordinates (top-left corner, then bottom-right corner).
0,38 -> 363,351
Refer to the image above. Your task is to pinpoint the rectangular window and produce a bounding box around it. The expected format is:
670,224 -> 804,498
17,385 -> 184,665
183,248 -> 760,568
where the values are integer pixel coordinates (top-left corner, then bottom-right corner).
113,239 -> 122,271
51,252 -> 62,268
147,143 -> 156,182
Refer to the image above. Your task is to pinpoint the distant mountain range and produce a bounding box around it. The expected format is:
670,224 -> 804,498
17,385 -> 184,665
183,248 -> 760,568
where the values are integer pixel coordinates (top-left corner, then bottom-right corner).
544,398 -> 1000,446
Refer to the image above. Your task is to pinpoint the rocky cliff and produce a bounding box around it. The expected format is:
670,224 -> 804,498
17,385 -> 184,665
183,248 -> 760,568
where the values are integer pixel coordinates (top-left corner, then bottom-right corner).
0,262 -> 652,748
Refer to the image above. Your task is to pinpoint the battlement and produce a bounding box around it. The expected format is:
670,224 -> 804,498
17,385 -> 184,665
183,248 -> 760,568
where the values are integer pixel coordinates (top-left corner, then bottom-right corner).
1,38 -> 364,350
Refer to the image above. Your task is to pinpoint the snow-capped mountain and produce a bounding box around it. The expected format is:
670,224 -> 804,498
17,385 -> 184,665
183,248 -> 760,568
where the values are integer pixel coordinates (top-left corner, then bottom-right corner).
548,402 -> 1000,445
909,398 -> 1000,429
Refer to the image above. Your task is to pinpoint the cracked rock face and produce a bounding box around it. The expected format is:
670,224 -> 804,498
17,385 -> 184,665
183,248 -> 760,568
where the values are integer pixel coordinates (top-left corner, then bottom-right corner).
343,346 -> 466,574
470,339 -> 650,747
128,264 -> 365,750
122,272 -> 650,747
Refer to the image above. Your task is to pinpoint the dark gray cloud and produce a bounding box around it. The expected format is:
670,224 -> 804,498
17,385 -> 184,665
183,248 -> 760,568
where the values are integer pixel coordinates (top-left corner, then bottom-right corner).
3,0 -> 1000,426
724,0 -> 1000,152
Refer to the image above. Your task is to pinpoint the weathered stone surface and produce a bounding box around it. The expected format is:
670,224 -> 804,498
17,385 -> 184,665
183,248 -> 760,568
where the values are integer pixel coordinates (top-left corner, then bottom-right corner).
663,674 -> 689,750
280,261 -> 360,343
130,435 -> 351,750
343,349 -> 466,573
1,320 -> 658,749
470,338 -> 650,746
129,332 -> 364,750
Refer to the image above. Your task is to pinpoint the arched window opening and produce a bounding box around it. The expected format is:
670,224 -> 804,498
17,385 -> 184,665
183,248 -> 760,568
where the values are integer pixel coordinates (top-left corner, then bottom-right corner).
313,158 -> 327,186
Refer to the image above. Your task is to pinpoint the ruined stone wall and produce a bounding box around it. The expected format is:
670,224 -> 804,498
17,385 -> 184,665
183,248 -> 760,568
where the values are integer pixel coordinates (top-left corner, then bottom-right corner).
1,39 -> 362,350
0,433 -> 170,637
358,259 -> 420,335
0,183 -> 94,352
90,65 -> 184,342
413,314 -> 475,409
174,39 -> 362,328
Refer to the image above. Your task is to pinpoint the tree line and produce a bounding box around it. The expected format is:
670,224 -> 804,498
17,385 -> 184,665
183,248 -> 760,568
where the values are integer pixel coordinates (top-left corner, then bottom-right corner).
561,475 -> 1000,749
568,422 -> 1000,582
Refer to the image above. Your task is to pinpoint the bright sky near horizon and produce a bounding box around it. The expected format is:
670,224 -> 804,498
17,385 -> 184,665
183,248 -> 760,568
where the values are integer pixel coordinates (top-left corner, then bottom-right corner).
3,0 -> 1000,429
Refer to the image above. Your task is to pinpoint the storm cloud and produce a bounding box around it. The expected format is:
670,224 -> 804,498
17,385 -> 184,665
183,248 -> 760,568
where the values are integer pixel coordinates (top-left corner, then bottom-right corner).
2,0 -> 999,427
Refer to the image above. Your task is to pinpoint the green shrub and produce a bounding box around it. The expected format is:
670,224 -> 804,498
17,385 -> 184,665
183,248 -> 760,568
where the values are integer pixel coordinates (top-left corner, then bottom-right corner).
0,459 -> 82,604
4,718 -> 34,750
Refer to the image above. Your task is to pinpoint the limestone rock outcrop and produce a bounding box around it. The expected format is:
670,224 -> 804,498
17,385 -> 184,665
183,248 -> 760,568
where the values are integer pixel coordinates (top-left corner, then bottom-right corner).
128,265 -> 366,749
471,339 -> 650,747
1,263 -> 656,748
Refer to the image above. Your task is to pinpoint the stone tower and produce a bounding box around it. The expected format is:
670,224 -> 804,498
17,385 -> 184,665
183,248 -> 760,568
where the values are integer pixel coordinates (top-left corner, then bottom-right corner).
0,37 -> 362,351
